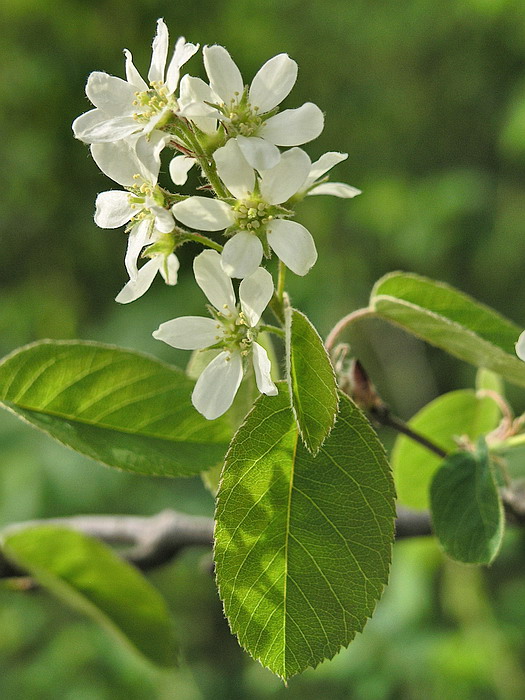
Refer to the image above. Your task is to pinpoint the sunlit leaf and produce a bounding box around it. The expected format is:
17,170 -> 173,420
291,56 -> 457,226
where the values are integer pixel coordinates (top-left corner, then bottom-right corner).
0,341 -> 231,477
215,384 -> 395,679
370,272 -> 525,386
2,526 -> 177,666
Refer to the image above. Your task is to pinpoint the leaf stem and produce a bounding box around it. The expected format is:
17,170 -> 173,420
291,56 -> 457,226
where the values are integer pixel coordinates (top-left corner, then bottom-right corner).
372,408 -> 447,459
325,307 -> 376,353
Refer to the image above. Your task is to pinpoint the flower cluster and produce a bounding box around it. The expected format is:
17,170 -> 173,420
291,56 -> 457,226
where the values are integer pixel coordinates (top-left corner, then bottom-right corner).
74,19 -> 360,418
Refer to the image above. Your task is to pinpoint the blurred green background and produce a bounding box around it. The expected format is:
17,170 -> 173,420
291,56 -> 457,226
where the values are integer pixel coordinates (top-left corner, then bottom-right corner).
1,0 -> 525,697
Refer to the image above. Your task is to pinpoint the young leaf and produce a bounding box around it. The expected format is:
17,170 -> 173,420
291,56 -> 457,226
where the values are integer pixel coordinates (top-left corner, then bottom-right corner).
0,341 -> 231,477
370,272 -> 525,387
392,389 -> 501,510
1,526 -> 177,666
214,384 -> 395,680
430,440 -> 504,564
285,307 -> 339,454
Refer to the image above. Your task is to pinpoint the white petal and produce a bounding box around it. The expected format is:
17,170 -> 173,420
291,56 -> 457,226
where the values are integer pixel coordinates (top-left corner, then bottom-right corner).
124,49 -> 148,90
94,191 -> 133,228
267,219 -> 317,276
307,182 -> 362,198
193,250 -> 235,311
125,219 -> 153,280
85,72 -> 136,116
236,135 -> 280,171
76,115 -> 139,143
203,45 -> 244,105
239,267 -> 274,326
151,205 -> 175,233
91,138 -> 155,187
169,155 -> 195,185
166,37 -> 199,94
516,331 -> 525,361
249,54 -> 297,113
178,75 -> 219,116
192,351 -> 244,420
260,102 -> 324,146
252,343 -> 278,396
259,147 -> 311,204
215,139 -> 255,199
158,253 -> 180,285
153,316 -> 220,350
72,109 -> 106,142
308,152 -> 348,184
148,18 -> 169,84
221,232 -> 263,279
172,197 -> 234,231
115,258 -> 161,304
135,132 -> 169,179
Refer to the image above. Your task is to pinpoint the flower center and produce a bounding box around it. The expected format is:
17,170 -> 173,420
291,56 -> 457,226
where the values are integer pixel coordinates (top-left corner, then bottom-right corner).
217,93 -> 262,137
234,198 -> 272,232
133,81 -> 175,124
213,307 -> 256,356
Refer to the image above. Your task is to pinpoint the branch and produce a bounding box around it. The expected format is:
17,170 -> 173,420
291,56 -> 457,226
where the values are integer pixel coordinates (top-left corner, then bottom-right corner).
0,506 -> 431,579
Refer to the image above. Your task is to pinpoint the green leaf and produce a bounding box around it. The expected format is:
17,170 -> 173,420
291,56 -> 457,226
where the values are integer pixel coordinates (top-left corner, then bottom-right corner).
370,272 -> 525,386
0,340 -> 231,477
392,389 -> 501,510
214,384 -> 395,680
430,440 -> 504,564
1,526 -> 177,666
285,307 -> 339,454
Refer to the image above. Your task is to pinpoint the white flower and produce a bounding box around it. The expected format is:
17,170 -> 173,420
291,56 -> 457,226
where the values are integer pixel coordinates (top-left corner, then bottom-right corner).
179,45 -> 324,170
516,331 -> 525,361
299,152 -> 362,199
91,135 -> 179,302
153,249 -> 278,419
172,139 -> 318,278
72,19 -> 199,145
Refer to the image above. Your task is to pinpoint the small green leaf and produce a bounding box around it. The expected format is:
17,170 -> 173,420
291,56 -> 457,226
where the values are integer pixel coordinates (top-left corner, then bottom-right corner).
0,341 -> 231,477
285,307 -> 339,454
2,526 -> 177,666
370,272 -> 525,386
430,440 -> 504,564
392,389 -> 501,510
215,384 -> 395,680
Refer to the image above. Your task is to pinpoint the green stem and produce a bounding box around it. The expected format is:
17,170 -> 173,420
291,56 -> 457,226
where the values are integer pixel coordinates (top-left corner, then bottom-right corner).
259,324 -> 285,338
324,307 -> 376,353
182,231 -> 223,252
269,293 -> 285,325
277,260 -> 286,303
180,123 -> 229,199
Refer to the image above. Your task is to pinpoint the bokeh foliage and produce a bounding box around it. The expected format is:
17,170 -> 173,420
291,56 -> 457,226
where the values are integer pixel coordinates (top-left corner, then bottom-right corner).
1,0 -> 525,697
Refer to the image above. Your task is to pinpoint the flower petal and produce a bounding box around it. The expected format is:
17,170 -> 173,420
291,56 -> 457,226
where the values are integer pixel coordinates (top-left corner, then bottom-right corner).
221,232 -> 263,279
308,152 -> 348,183
94,191 -> 133,228
72,109 -> 106,142
91,138 -> 156,187
259,147 -> 311,204
153,316 -> 220,350
193,249 -> 235,311
151,204 -> 175,233
125,219 -> 153,280
307,182 -> 362,198
215,139 -> 255,199
148,18 -> 169,85
260,102 -> 324,146
85,72 -> 136,116
135,131 -> 169,179
76,115 -> 139,144
115,257 -> 160,304
267,219 -> 317,276
516,331 -> 525,361
236,135 -> 280,171
192,351 -> 244,419
166,37 -> 200,94
239,267 -> 274,326
172,197 -> 234,231
203,45 -> 244,105
252,342 -> 278,396
124,49 -> 148,90
158,253 -> 180,285
178,75 -> 219,116
169,155 -> 195,185
249,54 -> 297,113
